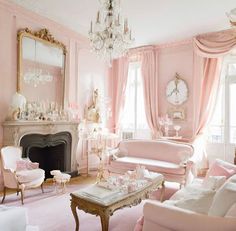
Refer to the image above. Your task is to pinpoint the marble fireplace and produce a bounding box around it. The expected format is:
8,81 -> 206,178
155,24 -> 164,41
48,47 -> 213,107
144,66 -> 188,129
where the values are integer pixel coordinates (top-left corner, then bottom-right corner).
2,121 -> 80,177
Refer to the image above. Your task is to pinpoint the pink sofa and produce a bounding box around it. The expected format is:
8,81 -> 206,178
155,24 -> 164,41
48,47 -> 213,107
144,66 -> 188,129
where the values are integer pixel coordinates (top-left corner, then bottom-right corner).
142,200 -> 236,231
137,159 -> 236,231
108,139 -> 195,185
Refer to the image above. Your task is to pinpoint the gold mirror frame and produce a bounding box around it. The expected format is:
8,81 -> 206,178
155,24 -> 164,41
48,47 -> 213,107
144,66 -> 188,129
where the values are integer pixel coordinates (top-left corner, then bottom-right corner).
17,28 -> 67,108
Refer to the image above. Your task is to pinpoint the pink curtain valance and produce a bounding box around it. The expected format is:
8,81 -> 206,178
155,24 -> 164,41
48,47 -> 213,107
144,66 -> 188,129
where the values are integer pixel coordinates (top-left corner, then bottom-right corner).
194,29 -> 236,58
129,45 -> 155,56
128,45 -> 156,62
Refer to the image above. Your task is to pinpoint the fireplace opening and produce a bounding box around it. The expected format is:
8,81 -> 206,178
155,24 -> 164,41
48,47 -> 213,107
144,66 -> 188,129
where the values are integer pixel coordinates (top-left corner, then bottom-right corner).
20,132 -> 72,179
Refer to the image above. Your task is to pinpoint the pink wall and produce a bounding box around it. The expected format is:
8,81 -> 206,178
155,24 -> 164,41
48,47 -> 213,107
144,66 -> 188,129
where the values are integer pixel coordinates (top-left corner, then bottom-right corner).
0,0 -> 108,187
0,0 -> 108,145
0,0 -> 200,186
109,40 -> 195,139
158,41 -> 194,138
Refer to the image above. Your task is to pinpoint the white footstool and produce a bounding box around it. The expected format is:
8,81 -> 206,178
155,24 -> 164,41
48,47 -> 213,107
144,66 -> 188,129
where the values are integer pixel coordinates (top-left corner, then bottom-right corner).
50,170 -> 71,193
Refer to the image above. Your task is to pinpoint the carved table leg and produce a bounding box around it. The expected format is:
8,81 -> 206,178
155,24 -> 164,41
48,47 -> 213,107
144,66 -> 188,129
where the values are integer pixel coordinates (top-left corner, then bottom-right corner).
160,181 -> 165,202
100,212 -> 110,231
71,200 -> 79,231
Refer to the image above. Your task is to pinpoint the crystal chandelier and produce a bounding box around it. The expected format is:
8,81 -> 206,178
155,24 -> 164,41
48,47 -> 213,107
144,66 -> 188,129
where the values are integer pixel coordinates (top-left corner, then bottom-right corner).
227,8 -> 236,28
89,0 -> 134,62
24,70 -> 53,88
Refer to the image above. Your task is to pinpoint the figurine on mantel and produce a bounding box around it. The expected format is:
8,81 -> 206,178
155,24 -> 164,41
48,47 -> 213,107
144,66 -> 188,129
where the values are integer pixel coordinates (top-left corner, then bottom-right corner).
158,114 -> 173,137
6,92 -> 70,122
6,92 -> 26,120
85,89 -> 101,123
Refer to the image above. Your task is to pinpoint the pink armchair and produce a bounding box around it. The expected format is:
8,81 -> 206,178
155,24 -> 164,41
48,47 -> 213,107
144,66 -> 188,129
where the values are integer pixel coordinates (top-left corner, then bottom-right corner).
1,146 -> 45,204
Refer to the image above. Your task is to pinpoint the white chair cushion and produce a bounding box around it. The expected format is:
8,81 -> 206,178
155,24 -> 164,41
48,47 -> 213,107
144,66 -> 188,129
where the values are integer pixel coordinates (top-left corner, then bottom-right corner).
208,174 -> 236,217
16,169 -> 45,183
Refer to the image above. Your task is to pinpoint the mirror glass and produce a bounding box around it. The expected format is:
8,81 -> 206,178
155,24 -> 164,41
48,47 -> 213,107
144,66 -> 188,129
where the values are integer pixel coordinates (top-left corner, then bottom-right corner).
17,28 -> 66,109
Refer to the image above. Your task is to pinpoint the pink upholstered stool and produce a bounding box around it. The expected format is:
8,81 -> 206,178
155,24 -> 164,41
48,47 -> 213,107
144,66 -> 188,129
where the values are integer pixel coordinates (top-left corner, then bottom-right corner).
50,170 -> 71,193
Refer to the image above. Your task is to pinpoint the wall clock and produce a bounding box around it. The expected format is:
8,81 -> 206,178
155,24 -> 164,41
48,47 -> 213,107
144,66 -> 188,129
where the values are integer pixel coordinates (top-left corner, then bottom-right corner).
166,73 -> 188,105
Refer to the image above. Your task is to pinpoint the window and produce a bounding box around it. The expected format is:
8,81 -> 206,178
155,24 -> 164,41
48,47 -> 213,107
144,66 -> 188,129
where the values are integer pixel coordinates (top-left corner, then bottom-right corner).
208,84 -> 224,143
208,60 -> 236,144
120,62 -> 150,138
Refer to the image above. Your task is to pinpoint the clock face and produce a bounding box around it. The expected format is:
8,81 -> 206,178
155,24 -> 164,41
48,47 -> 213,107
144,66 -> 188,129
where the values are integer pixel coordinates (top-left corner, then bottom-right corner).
166,78 -> 188,105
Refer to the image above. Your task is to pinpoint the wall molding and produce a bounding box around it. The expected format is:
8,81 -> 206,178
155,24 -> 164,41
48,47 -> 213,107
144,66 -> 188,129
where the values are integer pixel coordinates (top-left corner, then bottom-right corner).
0,0 -> 89,45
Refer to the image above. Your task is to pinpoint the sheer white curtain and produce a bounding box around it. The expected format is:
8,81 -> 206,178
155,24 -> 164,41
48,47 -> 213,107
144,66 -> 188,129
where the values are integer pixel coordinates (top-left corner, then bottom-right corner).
120,62 -> 150,139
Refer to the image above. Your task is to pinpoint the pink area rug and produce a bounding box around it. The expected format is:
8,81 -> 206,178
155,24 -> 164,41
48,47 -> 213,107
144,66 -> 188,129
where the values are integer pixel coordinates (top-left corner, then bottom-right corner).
3,183 -> 144,231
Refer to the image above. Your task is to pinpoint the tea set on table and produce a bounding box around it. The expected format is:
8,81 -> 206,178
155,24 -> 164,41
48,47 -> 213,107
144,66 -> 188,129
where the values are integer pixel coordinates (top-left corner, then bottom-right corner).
98,165 -> 156,194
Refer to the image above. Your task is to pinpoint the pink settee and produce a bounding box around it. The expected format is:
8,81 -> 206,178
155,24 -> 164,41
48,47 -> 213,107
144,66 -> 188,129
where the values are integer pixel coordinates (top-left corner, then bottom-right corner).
136,159 -> 236,231
108,139 -> 195,185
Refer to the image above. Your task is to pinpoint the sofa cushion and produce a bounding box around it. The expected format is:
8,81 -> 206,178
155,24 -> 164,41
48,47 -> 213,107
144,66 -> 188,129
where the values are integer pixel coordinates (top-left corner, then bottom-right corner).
109,157 -> 186,175
118,140 -> 193,164
208,174 -> 236,217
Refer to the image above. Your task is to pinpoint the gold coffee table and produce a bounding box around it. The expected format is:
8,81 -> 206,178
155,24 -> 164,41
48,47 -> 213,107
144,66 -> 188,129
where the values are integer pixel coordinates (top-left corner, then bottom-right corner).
70,173 -> 164,231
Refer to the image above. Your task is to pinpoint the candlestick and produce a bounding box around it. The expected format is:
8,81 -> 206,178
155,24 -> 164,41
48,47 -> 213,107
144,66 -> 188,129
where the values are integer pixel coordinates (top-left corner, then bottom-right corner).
96,11 -> 100,23
124,18 -> 128,33
90,21 -> 93,33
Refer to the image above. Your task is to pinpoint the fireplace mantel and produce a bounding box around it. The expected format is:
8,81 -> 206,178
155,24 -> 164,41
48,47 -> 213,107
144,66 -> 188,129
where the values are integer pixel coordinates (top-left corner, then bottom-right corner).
2,121 -> 80,173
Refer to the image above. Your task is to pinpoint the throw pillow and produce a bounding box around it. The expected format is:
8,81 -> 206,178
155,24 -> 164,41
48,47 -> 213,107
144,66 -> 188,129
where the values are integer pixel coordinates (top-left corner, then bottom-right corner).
27,162 -> 39,170
16,159 -> 38,171
16,160 -> 28,171
111,148 -> 126,159
175,190 -> 216,214
208,174 -> 236,217
202,176 -> 226,191
205,159 -> 236,179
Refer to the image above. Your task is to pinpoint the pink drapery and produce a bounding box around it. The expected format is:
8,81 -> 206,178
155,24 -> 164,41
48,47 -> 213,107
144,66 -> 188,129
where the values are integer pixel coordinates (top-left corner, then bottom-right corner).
140,49 -> 159,138
192,29 -> 235,169
192,56 -> 222,138
192,29 -> 236,139
109,57 -> 129,133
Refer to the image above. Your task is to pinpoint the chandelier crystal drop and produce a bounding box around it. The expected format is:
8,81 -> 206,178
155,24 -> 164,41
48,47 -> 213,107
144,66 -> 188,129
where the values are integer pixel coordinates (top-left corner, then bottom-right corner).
24,69 -> 53,88
23,39 -> 53,87
89,0 -> 134,63
227,8 -> 236,28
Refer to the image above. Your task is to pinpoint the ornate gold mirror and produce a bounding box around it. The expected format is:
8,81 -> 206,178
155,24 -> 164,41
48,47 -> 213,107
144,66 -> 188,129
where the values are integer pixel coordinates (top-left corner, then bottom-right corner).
17,28 -> 67,108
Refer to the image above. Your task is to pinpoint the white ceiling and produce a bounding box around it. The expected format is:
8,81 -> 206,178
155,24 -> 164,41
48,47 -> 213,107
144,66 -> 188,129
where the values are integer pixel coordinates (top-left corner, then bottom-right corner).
9,0 -> 236,47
